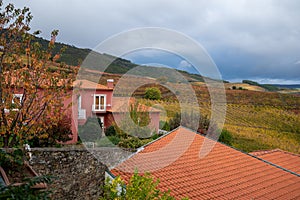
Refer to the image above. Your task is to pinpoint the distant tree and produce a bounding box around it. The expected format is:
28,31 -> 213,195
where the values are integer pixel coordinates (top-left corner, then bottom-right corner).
168,112 -> 210,132
0,2 -> 73,147
144,87 -> 161,100
242,80 -> 260,86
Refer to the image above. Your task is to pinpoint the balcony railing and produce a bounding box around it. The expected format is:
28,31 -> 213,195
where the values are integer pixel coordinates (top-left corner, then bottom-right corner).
78,109 -> 86,119
92,104 -> 106,112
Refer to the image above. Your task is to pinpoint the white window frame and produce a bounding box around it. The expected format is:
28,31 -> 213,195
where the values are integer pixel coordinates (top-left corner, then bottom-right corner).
93,94 -> 106,111
78,95 -> 82,110
12,94 -> 23,104
12,94 -> 23,111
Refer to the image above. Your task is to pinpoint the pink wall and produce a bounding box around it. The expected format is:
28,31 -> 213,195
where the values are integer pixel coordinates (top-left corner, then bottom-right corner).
67,87 -> 161,143
11,85 -> 160,144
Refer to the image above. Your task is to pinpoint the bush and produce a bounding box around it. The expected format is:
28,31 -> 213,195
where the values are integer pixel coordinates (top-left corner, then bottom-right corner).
168,112 -> 181,130
218,129 -> 233,145
96,136 -> 120,147
105,126 -> 116,136
160,120 -> 170,131
100,171 -> 182,200
144,87 -> 161,100
78,117 -> 103,142
118,137 -> 144,149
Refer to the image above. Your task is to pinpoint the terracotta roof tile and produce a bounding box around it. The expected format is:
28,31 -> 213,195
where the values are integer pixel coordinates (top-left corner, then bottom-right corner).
111,127 -> 300,199
73,79 -> 112,90
250,149 -> 300,174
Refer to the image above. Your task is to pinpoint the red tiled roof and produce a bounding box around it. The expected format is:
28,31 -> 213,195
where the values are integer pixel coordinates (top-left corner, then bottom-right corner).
111,127 -> 300,200
73,79 -> 112,90
250,149 -> 300,174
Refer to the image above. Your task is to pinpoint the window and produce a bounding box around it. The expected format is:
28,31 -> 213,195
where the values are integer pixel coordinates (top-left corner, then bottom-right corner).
12,94 -> 23,108
77,95 -> 86,119
3,94 -> 23,113
78,95 -> 82,110
93,94 -> 106,111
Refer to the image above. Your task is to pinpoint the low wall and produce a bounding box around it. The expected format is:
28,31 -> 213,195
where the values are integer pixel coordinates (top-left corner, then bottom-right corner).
31,147 -> 106,200
30,147 -> 134,200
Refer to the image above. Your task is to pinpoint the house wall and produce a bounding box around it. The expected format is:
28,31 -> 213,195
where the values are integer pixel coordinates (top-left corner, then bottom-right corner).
66,86 -> 161,144
67,89 -> 113,143
107,111 -> 160,133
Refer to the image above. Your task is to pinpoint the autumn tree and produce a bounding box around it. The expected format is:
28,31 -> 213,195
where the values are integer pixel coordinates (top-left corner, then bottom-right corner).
0,1 -> 73,147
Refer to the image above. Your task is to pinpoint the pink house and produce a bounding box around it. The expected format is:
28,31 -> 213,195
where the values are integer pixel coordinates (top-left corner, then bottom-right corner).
69,79 -> 160,143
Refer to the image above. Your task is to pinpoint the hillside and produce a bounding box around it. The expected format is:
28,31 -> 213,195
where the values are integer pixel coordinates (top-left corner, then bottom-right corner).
225,83 -> 266,92
31,36 -> 205,82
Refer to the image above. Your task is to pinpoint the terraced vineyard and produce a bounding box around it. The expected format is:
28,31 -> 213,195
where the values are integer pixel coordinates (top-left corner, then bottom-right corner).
137,83 -> 300,153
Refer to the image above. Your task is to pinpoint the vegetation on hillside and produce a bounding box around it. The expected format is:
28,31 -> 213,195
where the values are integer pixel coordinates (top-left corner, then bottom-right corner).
136,81 -> 300,153
242,80 -> 279,91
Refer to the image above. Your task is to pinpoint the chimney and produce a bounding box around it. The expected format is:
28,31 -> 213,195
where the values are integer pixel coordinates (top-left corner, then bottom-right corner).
107,79 -> 114,88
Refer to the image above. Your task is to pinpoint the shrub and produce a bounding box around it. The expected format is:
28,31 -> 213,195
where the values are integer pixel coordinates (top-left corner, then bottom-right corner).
218,129 -> 233,145
118,137 -> 144,149
168,112 -> 181,130
100,171 -> 182,200
105,126 -> 116,136
160,120 -> 170,131
144,87 -> 161,100
78,117 -> 103,142
96,136 -> 120,147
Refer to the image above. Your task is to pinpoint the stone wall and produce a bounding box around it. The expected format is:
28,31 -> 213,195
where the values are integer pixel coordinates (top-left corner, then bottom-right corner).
31,147 -> 106,200
30,147 -> 134,200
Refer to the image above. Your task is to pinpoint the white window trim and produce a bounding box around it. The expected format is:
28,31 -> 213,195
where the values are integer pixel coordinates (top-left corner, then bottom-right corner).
78,95 -> 82,110
12,94 -> 23,104
12,94 -> 23,111
93,94 -> 106,111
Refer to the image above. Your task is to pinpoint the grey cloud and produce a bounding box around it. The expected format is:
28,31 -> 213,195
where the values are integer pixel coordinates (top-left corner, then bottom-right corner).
5,0 -> 300,83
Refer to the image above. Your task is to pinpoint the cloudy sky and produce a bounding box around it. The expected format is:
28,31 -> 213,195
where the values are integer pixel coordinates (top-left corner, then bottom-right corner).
6,0 -> 300,84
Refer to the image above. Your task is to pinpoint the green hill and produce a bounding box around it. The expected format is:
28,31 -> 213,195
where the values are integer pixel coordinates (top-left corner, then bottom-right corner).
32,35 -> 205,82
